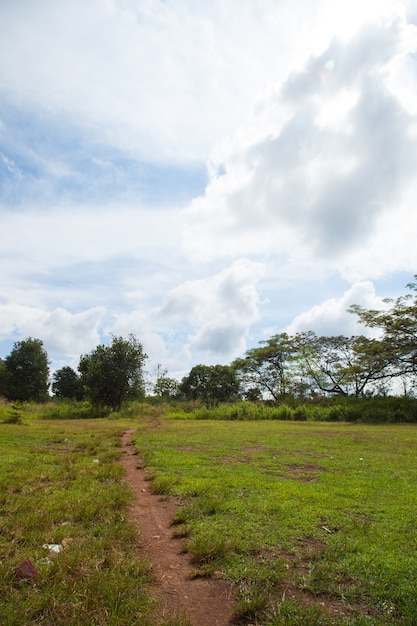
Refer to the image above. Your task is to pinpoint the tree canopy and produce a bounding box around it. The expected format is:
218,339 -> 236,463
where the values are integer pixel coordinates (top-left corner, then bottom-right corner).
154,376 -> 180,398
180,364 -> 240,407
349,278 -> 417,383
52,366 -> 84,400
78,334 -> 147,411
4,337 -> 50,402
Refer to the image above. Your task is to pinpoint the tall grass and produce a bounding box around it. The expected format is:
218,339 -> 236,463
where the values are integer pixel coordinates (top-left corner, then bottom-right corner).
165,396 -> 417,423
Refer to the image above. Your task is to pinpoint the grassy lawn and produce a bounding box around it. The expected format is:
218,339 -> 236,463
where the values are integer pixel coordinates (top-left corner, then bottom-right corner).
0,418 -> 155,626
134,419 -> 417,625
1,407 -> 416,625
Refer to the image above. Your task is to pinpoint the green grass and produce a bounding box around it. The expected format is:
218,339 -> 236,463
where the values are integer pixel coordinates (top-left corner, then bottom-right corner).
0,418 -> 156,625
2,399 -> 417,625
134,419 -> 417,625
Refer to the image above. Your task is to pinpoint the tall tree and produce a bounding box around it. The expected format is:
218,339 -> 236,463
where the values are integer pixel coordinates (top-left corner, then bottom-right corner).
52,366 -> 84,400
180,364 -> 240,408
154,376 -> 180,398
349,279 -> 417,380
297,332 -> 389,397
232,333 -> 302,400
78,335 -> 147,411
0,358 -> 9,398
4,337 -> 49,402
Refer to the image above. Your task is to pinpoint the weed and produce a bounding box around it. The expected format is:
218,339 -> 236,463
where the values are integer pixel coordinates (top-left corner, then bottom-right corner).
3,403 -> 24,424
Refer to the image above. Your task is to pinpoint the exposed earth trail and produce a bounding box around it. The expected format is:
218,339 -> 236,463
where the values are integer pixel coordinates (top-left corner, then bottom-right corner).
121,429 -> 237,626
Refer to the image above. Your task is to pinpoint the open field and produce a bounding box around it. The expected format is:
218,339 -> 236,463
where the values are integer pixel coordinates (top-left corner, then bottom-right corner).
0,418 -> 155,625
1,409 -> 416,625
135,418 -> 417,624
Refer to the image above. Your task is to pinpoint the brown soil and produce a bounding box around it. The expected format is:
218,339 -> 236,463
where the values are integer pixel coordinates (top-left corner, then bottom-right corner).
121,429 -> 237,626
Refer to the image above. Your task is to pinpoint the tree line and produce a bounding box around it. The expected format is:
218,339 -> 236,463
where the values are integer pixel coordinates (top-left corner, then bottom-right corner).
0,335 -> 147,411
0,279 -> 416,410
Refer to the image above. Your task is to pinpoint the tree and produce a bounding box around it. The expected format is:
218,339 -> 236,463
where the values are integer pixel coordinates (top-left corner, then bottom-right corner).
145,362 -> 168,395
78,335 -> 147,411
52,366 -> 84,400
233,331 -> 391,400
154,376 -> 180,398
297,332 -> 389,397
349,279 -> 417,381
180,364 -> 240,407
0,358 -> 9,398
4,337 -> 49,402
232,333 -> 303,400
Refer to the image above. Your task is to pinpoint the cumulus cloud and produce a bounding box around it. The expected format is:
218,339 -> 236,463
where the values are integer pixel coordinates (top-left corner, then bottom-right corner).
184,11 -> 417,279
286,281 -> 387,337
0,304 -> 103,356
1,0 -> 415,378
158,259 -> 265,358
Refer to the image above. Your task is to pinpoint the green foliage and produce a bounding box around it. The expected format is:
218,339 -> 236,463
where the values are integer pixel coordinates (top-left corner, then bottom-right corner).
4,337 -> 49,402
52,366 -> 84,400
40,400 -> 110,420
154,376 -> 180,398
180,364 -> 240,407
233,332 -> 302,400
2,403 -> 24,424
349,278 -> 417,381
233,331 -> 393,401
262,599 -> 329,625
79,334 -> 147,411
0,357 -> 9,397
165,397 -> 417,423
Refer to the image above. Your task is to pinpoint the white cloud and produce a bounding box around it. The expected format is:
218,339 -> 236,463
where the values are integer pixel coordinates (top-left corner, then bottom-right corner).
0,0 -> 330,165
0,304 -> 103,356
0,0 -> 415,379
183,12 -> 417,279
158,259 -> 265,358
3,0 -> 400,166
286,282 -> 386,337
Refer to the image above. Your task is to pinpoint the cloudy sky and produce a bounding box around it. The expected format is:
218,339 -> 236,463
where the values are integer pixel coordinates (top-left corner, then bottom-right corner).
1,0 -> 417,381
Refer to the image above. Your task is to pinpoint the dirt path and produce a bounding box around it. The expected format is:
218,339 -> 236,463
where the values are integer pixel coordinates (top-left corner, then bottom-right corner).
121,429 -> 237,626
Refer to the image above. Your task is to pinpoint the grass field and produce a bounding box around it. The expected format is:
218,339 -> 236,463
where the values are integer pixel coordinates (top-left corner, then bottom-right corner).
135,418 -> 417,625
1,408 -> 416,625
0,418 -> 156,625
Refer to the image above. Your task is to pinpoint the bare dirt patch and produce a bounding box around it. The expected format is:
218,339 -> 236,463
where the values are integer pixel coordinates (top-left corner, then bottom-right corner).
121,429 -> 237,626
284,462 -> 328,482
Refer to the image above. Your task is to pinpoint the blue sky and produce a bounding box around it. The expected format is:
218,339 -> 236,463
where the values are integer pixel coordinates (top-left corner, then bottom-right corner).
1,0 -> 417,381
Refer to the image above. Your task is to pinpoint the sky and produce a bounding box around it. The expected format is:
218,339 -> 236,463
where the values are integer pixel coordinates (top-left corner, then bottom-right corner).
1,0 -> 417,382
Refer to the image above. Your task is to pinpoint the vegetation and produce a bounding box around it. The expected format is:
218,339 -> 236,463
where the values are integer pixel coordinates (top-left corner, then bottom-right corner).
164,396 -> 417,423
0,416 -> 155,625
1,279 -> 417,413
1,279 -> 416,623
180,364 -> 240,407
52,366 -> 84,400
153,376 -> 180,398
134,417 -> 417,625
78,334 -> 147,411
349,279 -> 417,383
2,338 -> 49,402
0,399 -> 417,624
232,278 -> 417,401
